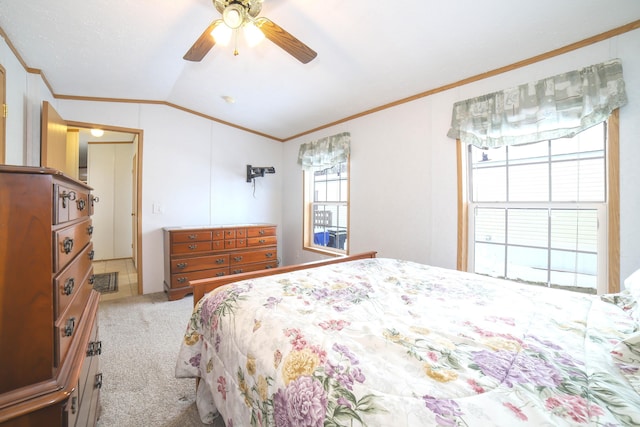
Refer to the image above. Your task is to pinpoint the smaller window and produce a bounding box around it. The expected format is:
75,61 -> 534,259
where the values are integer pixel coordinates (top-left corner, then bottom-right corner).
303,161 -> 349,254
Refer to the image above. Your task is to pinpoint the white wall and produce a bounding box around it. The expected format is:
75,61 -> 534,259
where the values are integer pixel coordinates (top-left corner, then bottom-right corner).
281,28 -> 640,287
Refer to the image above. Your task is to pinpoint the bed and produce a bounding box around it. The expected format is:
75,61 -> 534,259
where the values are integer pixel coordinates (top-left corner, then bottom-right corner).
175,252 -> 640,426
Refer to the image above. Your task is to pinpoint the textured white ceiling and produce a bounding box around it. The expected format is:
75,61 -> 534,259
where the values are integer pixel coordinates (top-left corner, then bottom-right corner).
1,0 -> 639,140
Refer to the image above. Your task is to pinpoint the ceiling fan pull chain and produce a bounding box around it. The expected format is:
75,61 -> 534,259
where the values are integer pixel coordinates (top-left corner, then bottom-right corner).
233,29 -> 239,56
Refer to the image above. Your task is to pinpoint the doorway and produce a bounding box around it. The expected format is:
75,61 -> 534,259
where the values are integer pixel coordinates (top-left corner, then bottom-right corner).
40,103 -> 143,296
69,122 -> 144,296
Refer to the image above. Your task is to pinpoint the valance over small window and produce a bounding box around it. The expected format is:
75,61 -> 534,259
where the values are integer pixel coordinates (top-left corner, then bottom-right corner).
447,59 -> 627,148
298,132 -> 351,171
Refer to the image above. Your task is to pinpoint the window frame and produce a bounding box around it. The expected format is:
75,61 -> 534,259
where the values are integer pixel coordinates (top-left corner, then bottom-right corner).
0,64 -> 5,164
302,158 -> 350,256
457,111 -> 620,294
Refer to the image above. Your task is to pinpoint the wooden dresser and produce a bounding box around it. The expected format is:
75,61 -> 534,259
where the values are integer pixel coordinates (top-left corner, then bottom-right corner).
163,224 -> 278,300
0,166 -> 102,426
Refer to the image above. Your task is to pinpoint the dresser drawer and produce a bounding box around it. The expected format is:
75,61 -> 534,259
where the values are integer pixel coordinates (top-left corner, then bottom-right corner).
65,386 -> 80,427
172,254 -> 229,273
54,184 -> 92,225
54,218 -> 93,273
54,243 -> 94,318
55,281 -> 92,367
171,230 -> 212,243
171,241 -> 213,255
77,317 -> 100,427
229,248 -> 277,265
247,226 -> 276,237
247,236 -> 277,247
78,319 -> 99,405
171,268 -> 228,287
230,260 -> 279,274
236,228 -> 247,238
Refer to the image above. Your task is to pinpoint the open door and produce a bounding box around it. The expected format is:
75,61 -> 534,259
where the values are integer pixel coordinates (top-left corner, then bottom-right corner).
41,101 -> 77,177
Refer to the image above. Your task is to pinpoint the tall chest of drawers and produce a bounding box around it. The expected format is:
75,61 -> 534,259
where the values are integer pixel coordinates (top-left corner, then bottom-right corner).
0,166 -> 102,426
163,224 -> 278,300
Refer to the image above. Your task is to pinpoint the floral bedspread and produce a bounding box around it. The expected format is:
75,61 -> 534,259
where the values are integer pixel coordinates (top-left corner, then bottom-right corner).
175,258 -> 640,426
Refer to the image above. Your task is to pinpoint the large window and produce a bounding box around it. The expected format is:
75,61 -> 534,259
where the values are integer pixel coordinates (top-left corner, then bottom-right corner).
303,160 -> 349,254
467,123 -> 609,294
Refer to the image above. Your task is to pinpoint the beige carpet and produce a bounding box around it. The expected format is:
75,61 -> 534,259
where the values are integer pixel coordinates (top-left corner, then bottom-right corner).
96,292 -> 225,427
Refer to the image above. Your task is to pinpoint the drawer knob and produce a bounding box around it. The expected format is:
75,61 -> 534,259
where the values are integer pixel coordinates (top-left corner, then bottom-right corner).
89,274 -> 95,284
216,271 -> 225,277
71,396 -> 78,415
89,250 -> 95,260
177,277 -> 187,284
77,198 -> 86,211
232,269 -> 243,274
266,252 -> 274,258
216,258 -> 225,264
188,234 -> 197,240
91,195 -> 100,205
95,373 -> 103,389
87,340 -> 103,356
60,190 -> 76,208
87,225 -> 94,235
259,239 -> 266,244
62,237 -> 74,254
176,262 -> 187,269
233,256 -> 243,262
63,317 -> 76,337
188,244 -> 197,250
63,277 -> 75,296
259,229 -> 265,235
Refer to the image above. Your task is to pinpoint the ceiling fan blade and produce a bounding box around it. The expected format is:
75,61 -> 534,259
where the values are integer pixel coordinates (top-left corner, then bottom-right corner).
255,17 -> 317,64
183,20 -> 223,61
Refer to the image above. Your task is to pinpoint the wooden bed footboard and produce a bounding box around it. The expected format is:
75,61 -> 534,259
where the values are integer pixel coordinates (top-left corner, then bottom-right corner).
189,251 -> 378,307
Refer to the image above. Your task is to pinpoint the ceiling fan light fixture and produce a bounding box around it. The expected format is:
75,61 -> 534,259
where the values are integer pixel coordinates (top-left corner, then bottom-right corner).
243,21 -> 265,47
184,0 -> 316,63
211,22 -> 233,45
222,4 -> 245,29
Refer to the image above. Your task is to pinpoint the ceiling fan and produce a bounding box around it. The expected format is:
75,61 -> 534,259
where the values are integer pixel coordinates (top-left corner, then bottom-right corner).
184,0 -> 317,64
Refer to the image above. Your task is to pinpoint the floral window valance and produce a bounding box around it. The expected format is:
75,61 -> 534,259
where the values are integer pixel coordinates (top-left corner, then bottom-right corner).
298,132 -> 351,171
447,59 -> 627,148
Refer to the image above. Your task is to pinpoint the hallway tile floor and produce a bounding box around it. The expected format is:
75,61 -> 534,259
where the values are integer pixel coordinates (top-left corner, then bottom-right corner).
92,258 -> 138,301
